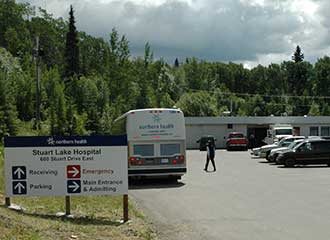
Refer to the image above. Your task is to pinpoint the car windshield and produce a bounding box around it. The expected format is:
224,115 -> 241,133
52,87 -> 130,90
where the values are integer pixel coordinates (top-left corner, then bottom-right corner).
293,141 -> 305,150
288,140 -> 302,149
229,133 -> 244,138
279,141 -> 291,147
276,138 -> 288,145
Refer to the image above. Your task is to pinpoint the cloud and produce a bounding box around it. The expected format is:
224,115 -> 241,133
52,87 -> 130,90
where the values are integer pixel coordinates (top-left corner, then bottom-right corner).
18,0 -> 329,67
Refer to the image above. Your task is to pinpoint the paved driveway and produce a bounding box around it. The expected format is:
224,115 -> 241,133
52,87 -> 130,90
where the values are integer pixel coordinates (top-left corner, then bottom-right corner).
130,150 -> 330,240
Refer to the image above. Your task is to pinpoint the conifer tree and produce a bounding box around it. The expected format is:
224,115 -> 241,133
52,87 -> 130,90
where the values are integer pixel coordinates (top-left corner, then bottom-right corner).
292,45 -> 304,63
64,5 -> 79,79
174,58 -> 179,67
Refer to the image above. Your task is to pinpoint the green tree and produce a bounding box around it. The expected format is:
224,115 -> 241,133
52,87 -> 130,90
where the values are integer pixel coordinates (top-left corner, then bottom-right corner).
184,57 -> 203,90
176,91 -> 218,116
313,56 -> 330,97
308,101 -> 320,116
224,63 -> 250,93
64,5 -> 79,78
47,73 -> 68,135
249,65 -> 267,94
108,28 -> 133,106
174,58 -> 179,67
282,61 -> 312,96
266,64 -> 285,95
292,45 -> 304,63
66,99 -> 87,135
320,102 -> 330,115
0,48 -> 19,138
135,43 -> 153,109
0,71 -> 18,140
79,32 -> 110,75
29,9 -> 67,69
0,1 -> 33,56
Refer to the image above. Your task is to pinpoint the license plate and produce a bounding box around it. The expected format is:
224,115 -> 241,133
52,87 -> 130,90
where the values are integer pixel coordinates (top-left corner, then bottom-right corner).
145,159 -> 154,164
161,158 -> 169,164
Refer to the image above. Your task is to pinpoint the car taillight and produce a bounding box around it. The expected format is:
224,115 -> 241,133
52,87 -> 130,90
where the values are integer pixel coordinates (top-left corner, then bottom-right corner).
130,157 -> 143,165
173,159 -> 177,164
129,157 -> 136,164
175,155 -> 184,164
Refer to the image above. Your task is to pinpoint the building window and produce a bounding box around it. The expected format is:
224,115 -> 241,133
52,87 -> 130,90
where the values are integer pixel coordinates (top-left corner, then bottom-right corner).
321,126 -> 330,136
227,124 -> 233,129
310,126 -> 319,136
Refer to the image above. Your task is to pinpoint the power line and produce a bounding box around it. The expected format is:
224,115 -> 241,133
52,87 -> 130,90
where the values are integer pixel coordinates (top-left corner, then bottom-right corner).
188,88 -> 330,100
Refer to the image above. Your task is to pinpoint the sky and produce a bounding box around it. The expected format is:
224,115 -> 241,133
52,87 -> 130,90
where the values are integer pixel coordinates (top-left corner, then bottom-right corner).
17,0 -> 330,68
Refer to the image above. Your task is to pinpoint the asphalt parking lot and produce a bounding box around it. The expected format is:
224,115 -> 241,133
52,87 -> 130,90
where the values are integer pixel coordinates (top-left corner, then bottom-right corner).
130,149 -> 330,240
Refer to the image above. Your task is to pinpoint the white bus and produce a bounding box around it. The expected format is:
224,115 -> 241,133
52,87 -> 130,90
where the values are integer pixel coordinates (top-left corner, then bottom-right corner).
115,108 -> 186,180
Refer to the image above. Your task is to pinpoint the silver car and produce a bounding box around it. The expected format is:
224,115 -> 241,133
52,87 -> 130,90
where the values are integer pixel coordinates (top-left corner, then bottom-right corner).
258,136 -> 305,159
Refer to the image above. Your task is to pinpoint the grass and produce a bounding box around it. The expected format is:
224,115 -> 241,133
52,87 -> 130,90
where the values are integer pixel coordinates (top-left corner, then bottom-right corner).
0,145 -> 156,240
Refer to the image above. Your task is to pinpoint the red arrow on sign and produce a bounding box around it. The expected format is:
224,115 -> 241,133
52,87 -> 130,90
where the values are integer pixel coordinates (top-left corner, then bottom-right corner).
67,165 -> 81,178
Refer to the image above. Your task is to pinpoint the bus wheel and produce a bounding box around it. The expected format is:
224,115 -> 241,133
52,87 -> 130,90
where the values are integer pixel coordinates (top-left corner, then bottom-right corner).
285,158 -> 295,168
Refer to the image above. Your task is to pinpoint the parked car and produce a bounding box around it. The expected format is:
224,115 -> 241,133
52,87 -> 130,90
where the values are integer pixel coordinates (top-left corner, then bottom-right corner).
276,138 -> 330,167
268,139 -> 304,163
258,136 -> 305,159
226,132 -> 248,151
197,135 -> 216,151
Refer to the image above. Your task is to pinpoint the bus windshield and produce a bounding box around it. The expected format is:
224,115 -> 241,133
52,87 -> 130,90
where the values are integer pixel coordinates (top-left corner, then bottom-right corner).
275,129 -> 293,135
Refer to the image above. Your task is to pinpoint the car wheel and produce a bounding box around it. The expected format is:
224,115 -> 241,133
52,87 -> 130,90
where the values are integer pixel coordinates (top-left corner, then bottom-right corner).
285,158 -> 295,168
265,151 -> 271,160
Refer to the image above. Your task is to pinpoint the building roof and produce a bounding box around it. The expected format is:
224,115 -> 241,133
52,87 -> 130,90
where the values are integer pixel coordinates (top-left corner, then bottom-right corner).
185,116 -> 330,125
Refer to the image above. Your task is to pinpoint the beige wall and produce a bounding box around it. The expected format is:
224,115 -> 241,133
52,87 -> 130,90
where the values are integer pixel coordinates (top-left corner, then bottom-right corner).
186,124 -> 247,149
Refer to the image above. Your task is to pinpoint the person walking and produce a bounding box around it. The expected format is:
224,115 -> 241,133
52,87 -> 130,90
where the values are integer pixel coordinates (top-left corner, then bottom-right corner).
204,140 -> 216,172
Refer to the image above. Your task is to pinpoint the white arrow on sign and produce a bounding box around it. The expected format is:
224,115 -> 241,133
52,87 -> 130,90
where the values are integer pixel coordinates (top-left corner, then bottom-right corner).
14,167 -> 25,179
14,182 -> 25,194
68,166 -> 80,177
68,181 -> 80,192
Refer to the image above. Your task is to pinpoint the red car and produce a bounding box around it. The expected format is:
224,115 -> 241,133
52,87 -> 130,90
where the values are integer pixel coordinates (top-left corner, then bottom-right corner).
226,132 -> 248,151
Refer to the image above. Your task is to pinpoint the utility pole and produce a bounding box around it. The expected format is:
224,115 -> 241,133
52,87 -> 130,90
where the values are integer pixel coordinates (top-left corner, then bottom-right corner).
33,36 -> 42,131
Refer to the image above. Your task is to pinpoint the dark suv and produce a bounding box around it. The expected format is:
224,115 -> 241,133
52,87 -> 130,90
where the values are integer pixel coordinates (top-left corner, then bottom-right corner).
197,135 -> 216,151
276,139 -> 330,167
